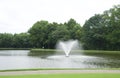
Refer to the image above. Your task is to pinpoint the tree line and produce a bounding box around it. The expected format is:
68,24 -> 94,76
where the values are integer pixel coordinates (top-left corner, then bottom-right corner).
0,5 -> 120,50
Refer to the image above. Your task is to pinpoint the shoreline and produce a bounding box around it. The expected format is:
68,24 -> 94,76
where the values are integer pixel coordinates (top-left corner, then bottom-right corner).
0,69 -> 120,76
1,68 -> 120,72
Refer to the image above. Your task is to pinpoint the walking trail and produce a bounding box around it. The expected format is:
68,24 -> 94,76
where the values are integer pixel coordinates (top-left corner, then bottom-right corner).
0,70 -> 120,76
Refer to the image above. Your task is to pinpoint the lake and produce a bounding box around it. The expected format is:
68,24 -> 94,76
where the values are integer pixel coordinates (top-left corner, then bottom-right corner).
0,50 -> 120,70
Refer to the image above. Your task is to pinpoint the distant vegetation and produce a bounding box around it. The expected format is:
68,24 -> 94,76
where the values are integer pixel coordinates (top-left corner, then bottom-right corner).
0,5 -> 120,50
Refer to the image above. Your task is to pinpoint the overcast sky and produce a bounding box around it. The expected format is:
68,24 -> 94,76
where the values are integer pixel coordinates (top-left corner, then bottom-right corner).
0,0 -> 120,34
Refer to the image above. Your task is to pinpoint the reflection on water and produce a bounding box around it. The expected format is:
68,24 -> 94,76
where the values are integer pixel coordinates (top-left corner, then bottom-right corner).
28,51 -> 55,58
0,50 -> 29,56
0,50 -> 120,70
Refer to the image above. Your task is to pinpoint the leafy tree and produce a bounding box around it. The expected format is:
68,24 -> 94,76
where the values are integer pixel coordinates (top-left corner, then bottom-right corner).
45,22 -> 59,48
103,5 -> 120,50
13,33 -> 31,48
50,24 -> 70,47
28,19 -> 82,49
65,18 -> 82,40
82,14 -> 107,50
28,20 -> 49,48
0,33 -> 13,48
82,5 -> 120,50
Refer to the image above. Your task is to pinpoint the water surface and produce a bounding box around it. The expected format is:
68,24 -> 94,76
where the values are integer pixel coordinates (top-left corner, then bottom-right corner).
0,50 -> 120,70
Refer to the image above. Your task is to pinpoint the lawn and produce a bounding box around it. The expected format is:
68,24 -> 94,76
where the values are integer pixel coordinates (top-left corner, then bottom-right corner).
0,73 -> 120,78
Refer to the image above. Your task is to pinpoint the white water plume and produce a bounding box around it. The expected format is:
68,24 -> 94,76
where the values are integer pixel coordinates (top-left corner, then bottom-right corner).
56,39 -> 81,57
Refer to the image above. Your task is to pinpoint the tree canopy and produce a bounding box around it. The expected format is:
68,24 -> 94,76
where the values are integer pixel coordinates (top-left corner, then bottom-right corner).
0,5 -> 120,50
82,5 -> 120,50
28,19 -> 81,48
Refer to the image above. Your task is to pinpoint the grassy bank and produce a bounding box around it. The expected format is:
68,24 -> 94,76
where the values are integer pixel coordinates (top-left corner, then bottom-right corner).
0,73 -> 120,78
31,49 -> 120,55
1,68 -> 120,72
30,49 -> 56,52
83,50 -> 120,55
0,48 -> 120,55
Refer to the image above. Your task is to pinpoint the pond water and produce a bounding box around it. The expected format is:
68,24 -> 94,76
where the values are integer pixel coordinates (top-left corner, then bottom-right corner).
0,50 -> 120,70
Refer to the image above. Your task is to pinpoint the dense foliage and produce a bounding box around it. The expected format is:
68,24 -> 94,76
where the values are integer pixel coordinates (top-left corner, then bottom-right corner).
28,19 -> 82,48
0,33 -> 31,48
82,5 -> 120,50
0,5 -> 120,50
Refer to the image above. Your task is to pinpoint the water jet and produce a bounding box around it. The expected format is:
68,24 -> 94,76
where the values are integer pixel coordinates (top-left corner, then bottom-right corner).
56,39 -> 80,57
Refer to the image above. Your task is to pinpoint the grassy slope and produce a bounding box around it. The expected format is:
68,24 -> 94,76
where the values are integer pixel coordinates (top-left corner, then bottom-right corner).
83,50 -> 120,54
1,68 -> 120,72
31,49 -> 120,55
0,74 -> 120,78
0,48 -> 120,55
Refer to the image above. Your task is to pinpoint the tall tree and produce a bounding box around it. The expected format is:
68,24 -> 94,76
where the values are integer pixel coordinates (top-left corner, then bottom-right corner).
82,14 -> 107,50
65,18 -> 82,40
0,33 -> 13,48
50,24 -> 70,47
82,5 -> 120,50
13,33 -> 31,48
103,5 -> 120,50
28,20 -> 49,48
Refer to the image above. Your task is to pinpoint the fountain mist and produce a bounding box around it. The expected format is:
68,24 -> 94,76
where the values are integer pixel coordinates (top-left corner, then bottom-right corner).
56,40 -> 81,57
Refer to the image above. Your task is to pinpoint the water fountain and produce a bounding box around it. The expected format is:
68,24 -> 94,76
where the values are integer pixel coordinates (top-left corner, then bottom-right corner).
56,39 -> 80,57
0,39 -> 119,70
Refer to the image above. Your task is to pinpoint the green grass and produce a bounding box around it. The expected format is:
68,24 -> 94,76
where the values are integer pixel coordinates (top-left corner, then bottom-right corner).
83,50 -> 120,55
1,68 -> 120,72
1,48 -> 120,55
31,48 -> 120,53
30,48 -> 56,52
0,73 -> 120,78
31,49 -> 120,55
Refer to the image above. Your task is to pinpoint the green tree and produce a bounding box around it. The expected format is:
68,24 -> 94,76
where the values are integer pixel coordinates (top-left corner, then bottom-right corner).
65,18 -> 82,40
0,33 -> 13,48
103,5 -> 120,50
13,33 -> 31,48
50,24 -> 70,48
28,20 -> 49,48
28,19 -> 82,49
44,22 -> 59,48
82,14 -> 107,50
82,5 -> 120,50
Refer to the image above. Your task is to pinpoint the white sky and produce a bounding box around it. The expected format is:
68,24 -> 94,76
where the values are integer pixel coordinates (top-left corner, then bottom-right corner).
0,0 -> 120,34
